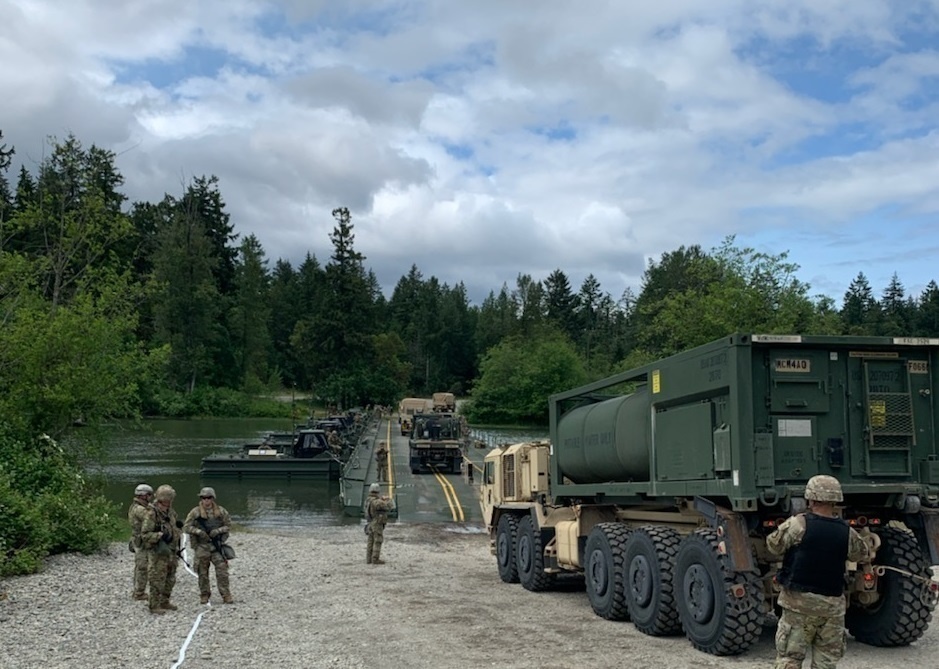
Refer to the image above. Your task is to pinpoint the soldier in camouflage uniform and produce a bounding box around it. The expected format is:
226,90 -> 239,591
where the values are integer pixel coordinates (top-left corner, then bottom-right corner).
375,441 -> 389,482
140,484 -> 181,614
127,483 -> 153,601
767,475 -> 870,669
183,487 -> 234,605
365,482 -> 394,564
328,429 -> 343,456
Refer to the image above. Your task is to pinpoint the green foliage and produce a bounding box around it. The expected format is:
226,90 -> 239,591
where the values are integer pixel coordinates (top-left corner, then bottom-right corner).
145,386 -> 296,418
466,329 -> 587,424
636,237 -> 817,356
0,278 -> 151,440
0,429 -> 120,576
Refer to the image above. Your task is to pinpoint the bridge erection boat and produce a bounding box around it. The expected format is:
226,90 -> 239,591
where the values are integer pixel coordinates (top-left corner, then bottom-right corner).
200,428 -> 342,479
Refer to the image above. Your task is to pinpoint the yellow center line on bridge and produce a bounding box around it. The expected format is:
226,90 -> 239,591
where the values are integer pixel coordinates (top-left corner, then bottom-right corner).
432,466 -> 465,522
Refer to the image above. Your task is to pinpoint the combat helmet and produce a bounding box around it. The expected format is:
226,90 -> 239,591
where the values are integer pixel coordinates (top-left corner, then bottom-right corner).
154,484 -> 176,502
199,487 -> 216,499
805,475 -> 843,503
134,483 -> 154,497
369,482 -> 381,494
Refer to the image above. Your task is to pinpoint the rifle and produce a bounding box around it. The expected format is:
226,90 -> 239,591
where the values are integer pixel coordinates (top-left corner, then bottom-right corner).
196,516 -> 235,561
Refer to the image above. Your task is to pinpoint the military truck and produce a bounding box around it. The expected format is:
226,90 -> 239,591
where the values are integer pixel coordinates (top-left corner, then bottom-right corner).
480,333 -> 939,657
409,412 -> 464,474
432,392 -> 456,413
398,397 -> 431,436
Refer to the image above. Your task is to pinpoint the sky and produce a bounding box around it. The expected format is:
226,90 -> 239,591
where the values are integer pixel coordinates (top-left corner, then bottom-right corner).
3,1 -> 939,306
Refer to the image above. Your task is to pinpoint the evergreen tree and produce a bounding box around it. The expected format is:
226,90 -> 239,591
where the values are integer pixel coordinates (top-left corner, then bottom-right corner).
231,234 -> 272,390
476,285 -> 515,354
915,281 -> 939,337
544,268 -> 580,341
577,274 -> 603,367
151,197 -> 219,392
513,273 -> 545,336
267,258 -> 302,387
11,135 -> 131,311
0,130 -> 12,171
879,273 -> 912,335
841,272 -> 878,335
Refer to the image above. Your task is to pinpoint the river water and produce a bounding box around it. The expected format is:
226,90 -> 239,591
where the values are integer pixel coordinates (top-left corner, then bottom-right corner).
93,418 -> 546,530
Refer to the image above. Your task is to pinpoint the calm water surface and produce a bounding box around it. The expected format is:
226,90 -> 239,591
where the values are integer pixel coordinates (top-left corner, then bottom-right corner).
93,419 -> 548,530
93,418 -> 355,530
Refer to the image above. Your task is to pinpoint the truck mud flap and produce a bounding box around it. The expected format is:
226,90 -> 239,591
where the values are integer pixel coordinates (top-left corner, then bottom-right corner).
693,496 -> 757,574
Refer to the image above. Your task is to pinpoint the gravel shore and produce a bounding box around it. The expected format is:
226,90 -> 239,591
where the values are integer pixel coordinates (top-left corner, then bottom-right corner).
1,523 -> 937,669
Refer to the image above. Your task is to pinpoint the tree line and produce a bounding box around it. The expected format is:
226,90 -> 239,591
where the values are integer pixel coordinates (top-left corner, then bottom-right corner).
3,133 -> 939,424
2,130 -> 939,574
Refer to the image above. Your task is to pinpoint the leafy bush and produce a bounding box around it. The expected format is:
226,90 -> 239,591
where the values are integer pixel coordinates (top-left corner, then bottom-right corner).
0,429 -> 120,576
145,387 -> 295,418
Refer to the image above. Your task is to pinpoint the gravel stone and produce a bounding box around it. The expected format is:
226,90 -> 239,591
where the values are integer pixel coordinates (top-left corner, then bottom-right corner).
0,523 -> 936,669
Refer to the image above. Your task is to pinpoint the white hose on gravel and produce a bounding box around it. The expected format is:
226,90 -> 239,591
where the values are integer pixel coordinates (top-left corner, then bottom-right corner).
170,533 -> 209,668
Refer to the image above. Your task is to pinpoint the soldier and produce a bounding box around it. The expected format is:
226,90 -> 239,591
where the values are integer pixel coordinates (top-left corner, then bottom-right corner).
183,487 -> 234,605
767,475 -> 869,669
375,440 -> 389,482
127,483 -> 153,601
140,484 -> 181,615
328,429 -> 342,456
364,482 -> 394,565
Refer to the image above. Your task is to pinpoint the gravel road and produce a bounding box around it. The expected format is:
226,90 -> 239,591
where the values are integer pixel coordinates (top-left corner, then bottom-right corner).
1,522 -> 936,669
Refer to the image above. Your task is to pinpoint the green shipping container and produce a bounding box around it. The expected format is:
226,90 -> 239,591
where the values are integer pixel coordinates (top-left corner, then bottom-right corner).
549,333 -> 939,511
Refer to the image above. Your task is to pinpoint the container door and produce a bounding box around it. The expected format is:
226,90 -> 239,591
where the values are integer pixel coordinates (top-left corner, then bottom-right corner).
860,359 -> 915,476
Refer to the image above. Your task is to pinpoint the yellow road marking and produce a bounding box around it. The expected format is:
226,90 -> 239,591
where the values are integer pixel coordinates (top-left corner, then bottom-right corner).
432,466 -> 465,522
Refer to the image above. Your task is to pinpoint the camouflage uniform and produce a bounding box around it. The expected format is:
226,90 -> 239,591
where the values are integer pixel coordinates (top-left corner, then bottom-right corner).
141,486 -> 181,614
127,489 -> 152,600
365,487 -> 394,564
328,430 -> 342,456
375,442 -> 389,482
767,476 -> 869,669
183,487 -> 233,605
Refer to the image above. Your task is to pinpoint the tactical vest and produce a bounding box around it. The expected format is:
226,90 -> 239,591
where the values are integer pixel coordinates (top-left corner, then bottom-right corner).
777,513 -> 850,597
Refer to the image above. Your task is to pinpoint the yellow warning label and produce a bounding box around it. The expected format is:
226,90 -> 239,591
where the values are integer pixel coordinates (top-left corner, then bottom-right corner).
652,370 -> 661,394
870,400 -> 886,428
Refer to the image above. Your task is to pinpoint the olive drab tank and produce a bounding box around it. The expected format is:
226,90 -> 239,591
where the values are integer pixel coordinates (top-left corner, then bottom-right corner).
554,387 -> 650,483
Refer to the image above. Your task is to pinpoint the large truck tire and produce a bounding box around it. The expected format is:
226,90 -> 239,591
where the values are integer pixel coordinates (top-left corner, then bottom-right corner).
584,522 -> 631,621
673,529 -> 762,656
516,515 -> 552,592
624,526 -> 682,635
846,526 -> 935,646
496,514 -> 520,583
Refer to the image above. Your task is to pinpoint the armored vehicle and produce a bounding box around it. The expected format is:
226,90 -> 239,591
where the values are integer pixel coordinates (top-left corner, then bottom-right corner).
480,333 -> 939,657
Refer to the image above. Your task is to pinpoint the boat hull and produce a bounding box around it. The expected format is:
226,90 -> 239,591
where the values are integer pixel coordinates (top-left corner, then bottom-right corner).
200,455 -> 340,479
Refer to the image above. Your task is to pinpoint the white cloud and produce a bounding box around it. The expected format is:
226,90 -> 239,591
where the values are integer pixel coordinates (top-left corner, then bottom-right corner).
3,0 -> 939,304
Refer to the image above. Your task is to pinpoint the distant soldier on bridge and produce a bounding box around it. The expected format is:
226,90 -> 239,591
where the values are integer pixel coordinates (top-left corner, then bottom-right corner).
375,441 -> 389,482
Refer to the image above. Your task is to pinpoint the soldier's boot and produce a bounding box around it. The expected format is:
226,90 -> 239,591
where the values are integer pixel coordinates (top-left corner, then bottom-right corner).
132,592 -> 147,601
149,607 -> 166,615
222,595 -> 234,604
372,559 -> 385,565
161,600 -> 178,611
200,594 -> 210,605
